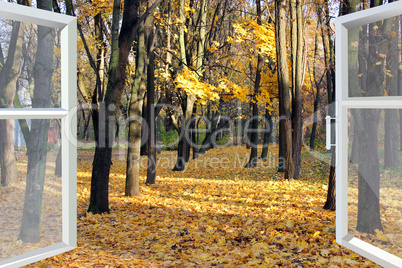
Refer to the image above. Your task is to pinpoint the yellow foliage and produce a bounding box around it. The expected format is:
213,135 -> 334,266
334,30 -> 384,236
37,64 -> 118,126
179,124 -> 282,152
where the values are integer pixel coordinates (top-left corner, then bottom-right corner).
174,69 -> 220,104
233,21 -> 276,60
5,145 -> 397,267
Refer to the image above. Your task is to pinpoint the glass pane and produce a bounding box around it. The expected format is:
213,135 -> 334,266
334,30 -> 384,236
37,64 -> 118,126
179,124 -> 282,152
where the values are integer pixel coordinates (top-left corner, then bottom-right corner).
0,118 -> 62,261
348,15 -> 402,98
348,108 -> 402,258
0,18 -> 61,108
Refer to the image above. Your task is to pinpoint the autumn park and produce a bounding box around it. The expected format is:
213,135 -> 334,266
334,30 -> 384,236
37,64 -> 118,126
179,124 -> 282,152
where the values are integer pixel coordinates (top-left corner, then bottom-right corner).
0,0 -> 401,266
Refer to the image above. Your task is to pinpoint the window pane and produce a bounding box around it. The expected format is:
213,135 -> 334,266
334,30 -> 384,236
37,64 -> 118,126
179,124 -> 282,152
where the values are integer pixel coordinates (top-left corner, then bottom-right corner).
0,18 -> 61,108
0,118 -> 62,261
348,15 -> 401,98
348,108 -> 402,258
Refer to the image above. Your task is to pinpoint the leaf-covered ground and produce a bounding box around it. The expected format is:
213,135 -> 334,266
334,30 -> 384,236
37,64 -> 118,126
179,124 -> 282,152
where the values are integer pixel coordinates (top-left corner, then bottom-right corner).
6,145 -> 393,267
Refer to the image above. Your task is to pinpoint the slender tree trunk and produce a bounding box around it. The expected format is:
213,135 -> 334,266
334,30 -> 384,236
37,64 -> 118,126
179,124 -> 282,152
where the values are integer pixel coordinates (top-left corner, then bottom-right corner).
140,100 -> 148,156
261,108 -> 273,161
246,0 -> 263,169
320,0 -> 337,210
19,0 -> 54,242
384,16 -> 399,168
323,149 -> 336,210
156,115 -> 161,154
173,0 -> 205,171
276,0 -> 294,179
126,19 -> 147,197
310,33 -> 320,152
146,24 -> 156,185
192,106 -> 199,160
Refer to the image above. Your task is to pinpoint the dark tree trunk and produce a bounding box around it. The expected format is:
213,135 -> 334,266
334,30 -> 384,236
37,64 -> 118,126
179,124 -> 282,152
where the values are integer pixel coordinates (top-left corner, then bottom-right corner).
245,101 -> 259,168
140,99 -> 148,156
245,0 -> 262,169
191,106 -> 199,160
90,0 -> 149,211
323,149 -> 336,210
156,115 -> 161,154
261,108 -> 273,161
319,0 -> 336,210
146,42 -> 156,185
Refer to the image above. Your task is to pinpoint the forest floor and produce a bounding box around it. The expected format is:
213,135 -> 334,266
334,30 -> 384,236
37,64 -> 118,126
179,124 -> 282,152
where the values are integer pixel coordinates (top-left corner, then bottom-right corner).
7,143 -> 399,267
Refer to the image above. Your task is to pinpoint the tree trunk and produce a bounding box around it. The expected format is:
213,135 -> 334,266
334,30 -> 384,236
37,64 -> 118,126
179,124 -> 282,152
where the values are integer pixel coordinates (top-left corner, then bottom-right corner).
173,0 -> 205,171
355,0 -> 387,233
356,110 -> 383,233
275,0 -> 293,179
126,14 -> 147,197
291,0 -> 305,179
0,18 -> 25,186
320,0 -> 337,210
156,115 -> 161,154
19,0 -> 54,242
140,100 -> 148,156
191,106 -> 199,160
310,29 -> 320,152
90,0 -> 150,212
261,108 -> 273,161
146,26 -> 156,185
245,0 -> 262,169
323,149 -> 336,210
384,16 -> 399,168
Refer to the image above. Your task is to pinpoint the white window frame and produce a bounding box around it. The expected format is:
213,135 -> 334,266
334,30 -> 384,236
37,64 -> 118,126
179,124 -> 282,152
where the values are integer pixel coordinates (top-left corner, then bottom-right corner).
0,1 -> 76,267
336,2 -> 402,267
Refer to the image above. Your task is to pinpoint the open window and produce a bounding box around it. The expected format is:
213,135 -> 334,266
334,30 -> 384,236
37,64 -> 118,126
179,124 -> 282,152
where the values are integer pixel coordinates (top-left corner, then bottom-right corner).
0,2 -> 76,267
336,2 -> 402,267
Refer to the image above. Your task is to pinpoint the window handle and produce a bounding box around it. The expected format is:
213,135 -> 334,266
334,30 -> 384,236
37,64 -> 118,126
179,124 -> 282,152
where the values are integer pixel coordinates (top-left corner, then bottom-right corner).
326,116 -> 336,150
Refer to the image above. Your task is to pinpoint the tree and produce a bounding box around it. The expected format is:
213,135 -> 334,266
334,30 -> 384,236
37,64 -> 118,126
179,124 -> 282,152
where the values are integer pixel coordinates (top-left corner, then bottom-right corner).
383,11 -> 399,169
260,107 -> 273,161
0,4 -> 25,186
344,0 -> 386,233
290,0 -> 305,179
275,0 -> 293,179
89,0 -> 161,213
125,0 -> 158,196
310,26 -> 324,152
321,0 -> 336,211
145,4 -> 157,185
18,0 -> 55,243
245,0 -> 263,168
171,0 -> 206,171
